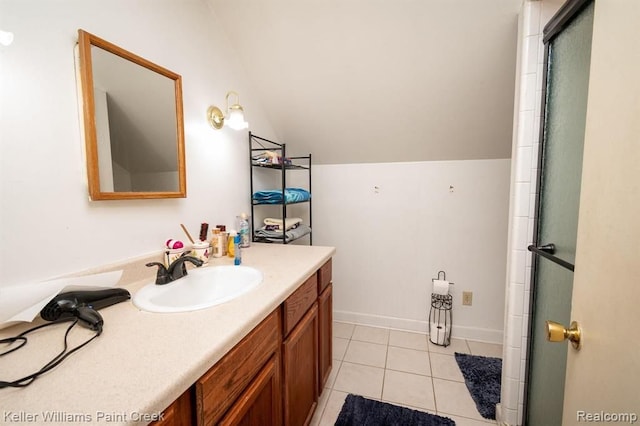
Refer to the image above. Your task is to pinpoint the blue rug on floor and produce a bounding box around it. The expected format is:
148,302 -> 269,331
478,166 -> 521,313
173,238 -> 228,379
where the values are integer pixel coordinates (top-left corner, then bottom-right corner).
335,394 -> 456,426
454,352 -> 502,420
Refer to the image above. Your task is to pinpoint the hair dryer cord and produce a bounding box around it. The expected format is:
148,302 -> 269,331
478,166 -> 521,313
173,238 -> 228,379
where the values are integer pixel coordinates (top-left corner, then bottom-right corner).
0,319 -> 100,388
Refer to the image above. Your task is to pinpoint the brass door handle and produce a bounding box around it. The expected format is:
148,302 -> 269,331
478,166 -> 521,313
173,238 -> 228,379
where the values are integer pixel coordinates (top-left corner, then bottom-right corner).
546,320 -> 582,350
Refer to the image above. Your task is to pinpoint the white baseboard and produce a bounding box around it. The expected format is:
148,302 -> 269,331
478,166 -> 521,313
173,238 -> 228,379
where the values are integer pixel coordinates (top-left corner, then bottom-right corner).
334,310 -> 427,333
334,310 -> 504,344
453,324 -> 504,344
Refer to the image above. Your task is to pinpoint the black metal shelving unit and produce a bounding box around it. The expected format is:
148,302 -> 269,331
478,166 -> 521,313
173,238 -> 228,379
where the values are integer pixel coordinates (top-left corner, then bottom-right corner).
249,132 -> 312,245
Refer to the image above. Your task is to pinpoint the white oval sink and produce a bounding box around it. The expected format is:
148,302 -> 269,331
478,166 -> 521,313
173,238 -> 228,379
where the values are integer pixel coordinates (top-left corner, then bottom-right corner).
133,265 -> 263,313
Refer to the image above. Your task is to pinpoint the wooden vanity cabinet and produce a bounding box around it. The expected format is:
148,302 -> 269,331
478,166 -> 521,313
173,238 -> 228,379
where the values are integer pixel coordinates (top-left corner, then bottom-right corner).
154,257 -> 333,426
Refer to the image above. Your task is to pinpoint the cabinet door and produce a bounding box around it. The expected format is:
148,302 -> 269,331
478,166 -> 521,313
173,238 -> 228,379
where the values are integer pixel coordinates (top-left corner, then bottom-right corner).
218,354 -> 282,426
283,303 -> 318,426
150,388 -> 193,426
318,283 -> 332,393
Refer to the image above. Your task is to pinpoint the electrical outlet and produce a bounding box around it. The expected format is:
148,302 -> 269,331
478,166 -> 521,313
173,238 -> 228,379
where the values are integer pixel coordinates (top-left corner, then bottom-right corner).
462,291 -> 473,306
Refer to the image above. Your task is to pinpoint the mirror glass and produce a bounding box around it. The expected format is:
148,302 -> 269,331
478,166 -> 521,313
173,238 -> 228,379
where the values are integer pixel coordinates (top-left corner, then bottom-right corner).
77,29 -> 186,200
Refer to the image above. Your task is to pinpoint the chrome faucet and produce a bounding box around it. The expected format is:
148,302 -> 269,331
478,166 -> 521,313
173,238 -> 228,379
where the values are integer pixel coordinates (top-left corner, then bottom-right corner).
146,252 -> 204,285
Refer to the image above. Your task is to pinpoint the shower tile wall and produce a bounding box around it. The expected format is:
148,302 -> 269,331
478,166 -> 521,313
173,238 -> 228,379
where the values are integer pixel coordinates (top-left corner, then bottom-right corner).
501,1 -> 563,425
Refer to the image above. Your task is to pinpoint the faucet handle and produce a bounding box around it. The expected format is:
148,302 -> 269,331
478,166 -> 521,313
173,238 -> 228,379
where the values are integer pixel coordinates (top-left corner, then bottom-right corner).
146,262 -> 172,285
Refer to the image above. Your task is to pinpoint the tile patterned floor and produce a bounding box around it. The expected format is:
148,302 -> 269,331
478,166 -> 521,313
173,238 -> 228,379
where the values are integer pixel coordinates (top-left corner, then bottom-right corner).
311,322 -> 503,426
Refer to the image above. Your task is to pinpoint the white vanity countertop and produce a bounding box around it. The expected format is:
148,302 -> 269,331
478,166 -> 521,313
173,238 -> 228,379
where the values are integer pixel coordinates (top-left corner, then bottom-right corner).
0,243 -> 335,425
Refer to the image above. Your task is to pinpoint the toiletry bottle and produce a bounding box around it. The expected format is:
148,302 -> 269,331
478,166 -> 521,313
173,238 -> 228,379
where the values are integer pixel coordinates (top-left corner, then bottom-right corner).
234,234 -> 242,266
199,223 -> 209,242
210,228 -> 218,257
217,225 -> 228,256
217,230 -> 225,258
237,213 -> 251,248
211,228 -> 223,258
227,230 -> 237,258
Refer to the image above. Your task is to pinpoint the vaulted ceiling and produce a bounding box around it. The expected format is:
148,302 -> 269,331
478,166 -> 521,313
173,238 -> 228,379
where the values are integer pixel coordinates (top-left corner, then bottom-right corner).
208,0 -> 522,164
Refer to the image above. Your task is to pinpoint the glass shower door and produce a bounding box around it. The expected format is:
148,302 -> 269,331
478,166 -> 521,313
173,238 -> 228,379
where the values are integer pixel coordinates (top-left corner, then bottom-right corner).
525,2 -> 593,425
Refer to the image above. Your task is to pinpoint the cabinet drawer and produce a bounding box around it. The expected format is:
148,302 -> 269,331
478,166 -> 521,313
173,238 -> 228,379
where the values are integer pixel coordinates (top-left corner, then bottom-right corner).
195,309 -> 280,425
283,273 -> 318,336
317,259 -> 332,293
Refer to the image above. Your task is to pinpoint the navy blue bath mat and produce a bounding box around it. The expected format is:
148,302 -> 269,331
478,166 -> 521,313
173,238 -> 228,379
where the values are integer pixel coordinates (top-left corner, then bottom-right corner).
454,352 -> 502,420
335,394 -> 456,426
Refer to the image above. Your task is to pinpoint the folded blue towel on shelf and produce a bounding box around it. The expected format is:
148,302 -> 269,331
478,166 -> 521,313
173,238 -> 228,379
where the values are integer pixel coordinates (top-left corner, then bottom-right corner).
252,188 -> 311,204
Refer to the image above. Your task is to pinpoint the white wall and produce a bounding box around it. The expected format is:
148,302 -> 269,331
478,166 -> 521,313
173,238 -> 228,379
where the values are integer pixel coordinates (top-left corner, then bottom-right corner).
313,160 -> 510,343
0,0 -> 277,286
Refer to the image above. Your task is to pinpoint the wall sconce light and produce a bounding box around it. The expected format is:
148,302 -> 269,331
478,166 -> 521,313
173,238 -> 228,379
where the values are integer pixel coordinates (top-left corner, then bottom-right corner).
207,91 -> 249,130
0,30 -> 14,47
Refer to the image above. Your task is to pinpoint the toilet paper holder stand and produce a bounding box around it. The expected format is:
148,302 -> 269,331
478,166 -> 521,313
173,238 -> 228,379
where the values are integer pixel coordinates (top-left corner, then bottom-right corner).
430,270 -> 453,347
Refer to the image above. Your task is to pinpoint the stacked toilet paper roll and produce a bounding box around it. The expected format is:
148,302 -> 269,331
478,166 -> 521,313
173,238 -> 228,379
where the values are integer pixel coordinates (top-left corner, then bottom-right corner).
432,279 -> 450,295
430,322 -> 452,345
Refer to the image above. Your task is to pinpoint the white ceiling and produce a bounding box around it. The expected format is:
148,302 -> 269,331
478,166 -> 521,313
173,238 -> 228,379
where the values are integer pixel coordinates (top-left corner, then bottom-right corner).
208,0 -> 522,164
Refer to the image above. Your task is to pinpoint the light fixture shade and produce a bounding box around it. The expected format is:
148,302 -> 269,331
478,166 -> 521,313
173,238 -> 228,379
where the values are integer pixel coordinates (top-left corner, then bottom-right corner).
226,105 -> 249,130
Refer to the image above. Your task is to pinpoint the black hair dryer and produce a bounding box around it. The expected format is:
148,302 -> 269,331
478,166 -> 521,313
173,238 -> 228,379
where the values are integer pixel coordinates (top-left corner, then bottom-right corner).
40,288 -> 131,333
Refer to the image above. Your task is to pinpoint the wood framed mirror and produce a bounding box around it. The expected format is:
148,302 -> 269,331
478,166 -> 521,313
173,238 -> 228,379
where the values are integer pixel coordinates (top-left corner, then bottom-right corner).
77,29 -> 186,200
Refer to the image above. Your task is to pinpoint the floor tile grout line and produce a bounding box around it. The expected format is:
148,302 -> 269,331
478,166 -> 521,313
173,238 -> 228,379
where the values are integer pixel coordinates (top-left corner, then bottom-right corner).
317,388 -> 335,425
318,348 -> 351,424
339,359 -> 386,369
429,350 -> 440,414
347,339 -> 388,348
338,360 -> 386,371
317,359 -> 344,423
384,366 -> 433,378
380,342 -> 389,400
314,392 -> 327,425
